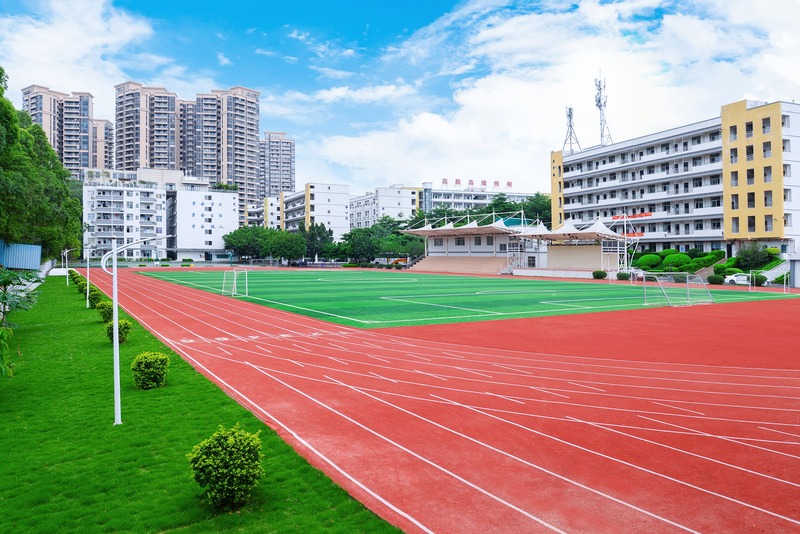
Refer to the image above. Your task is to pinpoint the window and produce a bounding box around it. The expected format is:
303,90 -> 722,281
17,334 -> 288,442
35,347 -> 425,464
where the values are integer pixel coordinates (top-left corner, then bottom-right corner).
695,221 -> 704,230
746,145 -> 754,161
729,125 -> 737,141
764,190 -> 773,207
782,115 -> 790,128
730,171 -> 739,186
711,220 -> 721,230
487,236 -> 494,245
747,192 -> 755,209
783,139 -> 791,152
747,216 -> 756,232
710,175 -> 721,185
763,141 -> 772,158
731,194 -> 739,209
455,237 -> 465,246
433,238 -> 443,247
695,199 -> 704,209
499,243 -> 507,252
205,240 -> 212,246
785,213 -> 792,227
765,216 -> 773,232
762,117 -> 771,134
764,166 -> 773,183
785,189 -> 792,202
205,206 -> 212,212
784,164 -> 792,178
204,229 -> 212,235
474,236 -> 482,246
692,136 -> 701,145
730,147 -> 738,164
746,169 -> 755,185
732,217 -> 739,233
745,121 -> 753,138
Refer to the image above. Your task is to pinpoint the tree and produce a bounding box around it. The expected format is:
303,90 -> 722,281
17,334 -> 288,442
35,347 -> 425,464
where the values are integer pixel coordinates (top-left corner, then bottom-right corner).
269,230 -> 306,261
522,192 -> 551,224
342,228 -> 379,262
222,226 -> 270,259
303,222 -> 333,260
0,65 -> 82,259
0,268 -> 40,327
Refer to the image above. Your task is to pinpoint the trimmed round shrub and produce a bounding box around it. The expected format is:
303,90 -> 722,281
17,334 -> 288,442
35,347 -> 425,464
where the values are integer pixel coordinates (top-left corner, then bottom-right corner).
88,288 -> 104,308
765,247 -> 780,256
616,272 -> 630,281
724,267 -> 743,276
662,253 -> 691,268
131,351 -> 170,389
658,248 -> 679,258
96,301 -> 113,323
707,274 -> 724,285
687,248 -> 701,259
592,270 -> 607,279
394,264 -> 403,270
754,274 -> 768,287
106,319 -> 132,344
672,273 -> 688,283
187,424 -> 265,510
637,254 -> 662,268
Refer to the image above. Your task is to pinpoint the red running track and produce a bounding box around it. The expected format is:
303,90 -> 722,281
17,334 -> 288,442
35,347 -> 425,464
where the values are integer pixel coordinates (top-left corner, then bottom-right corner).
87,269 -> 800,533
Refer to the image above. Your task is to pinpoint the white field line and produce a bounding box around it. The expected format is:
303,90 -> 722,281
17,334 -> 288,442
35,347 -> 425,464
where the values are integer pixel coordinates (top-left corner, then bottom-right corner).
651,402 -> 705,415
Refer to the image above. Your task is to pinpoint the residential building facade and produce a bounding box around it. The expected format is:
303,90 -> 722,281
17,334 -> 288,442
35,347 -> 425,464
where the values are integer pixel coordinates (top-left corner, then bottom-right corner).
277,183 -> 350,240
258,132 -> 295,198
350,185 -> 418,228
419,182 -> 536,213
550,99 -> 800,255
114,82 -> 179,171
22,85 -> 113,177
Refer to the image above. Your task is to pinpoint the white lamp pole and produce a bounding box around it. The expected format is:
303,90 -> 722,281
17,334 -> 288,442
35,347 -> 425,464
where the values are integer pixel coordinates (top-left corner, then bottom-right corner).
85,248 -> 95,309
101,235 -> 171,425
62,248 -> 76,286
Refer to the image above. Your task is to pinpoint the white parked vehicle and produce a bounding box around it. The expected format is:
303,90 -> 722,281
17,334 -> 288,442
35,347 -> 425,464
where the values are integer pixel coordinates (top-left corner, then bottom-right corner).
724,273 -> 769,286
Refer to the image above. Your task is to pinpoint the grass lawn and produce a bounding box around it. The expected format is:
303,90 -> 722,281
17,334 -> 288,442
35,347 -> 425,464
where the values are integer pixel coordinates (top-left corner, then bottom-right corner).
0,278 -> 398,533
142,268 -> 794,328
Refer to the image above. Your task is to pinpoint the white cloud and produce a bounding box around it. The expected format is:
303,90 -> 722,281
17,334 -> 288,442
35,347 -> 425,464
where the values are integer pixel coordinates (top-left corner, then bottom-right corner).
304,0 -> 800,194
287,29 -> 309,42
313,84 -> 416,104
255,48 -> 276,57
309,66 -> 354,80
217,52 -> 232,66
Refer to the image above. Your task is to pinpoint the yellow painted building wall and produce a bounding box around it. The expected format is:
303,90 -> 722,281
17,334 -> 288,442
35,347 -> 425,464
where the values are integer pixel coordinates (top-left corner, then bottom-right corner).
721,100 -> 784,241
304,183 -> 312,228
550,150 -> 564,228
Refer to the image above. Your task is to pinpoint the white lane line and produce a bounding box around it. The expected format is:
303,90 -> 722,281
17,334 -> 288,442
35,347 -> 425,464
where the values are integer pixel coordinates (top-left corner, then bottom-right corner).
493,363 -> 534,375
759,427 -> 800,440
369,372 -> 399,384
314,382 -> 695,532
641,416 -> 800,461
253,368 -> 565,532
415,370 -> 448,381
485,391 -> 526,405
288,360 -> 305,368
328,357 -> 349,366
530,386 -> 570,399
569,382 -> 606,392
171,355 -> 434,534
254,345 -> 272,354
651,402 -> 705,415
572,417 -> 800,488
366,354 -> 391,363
456,367 -> 494,378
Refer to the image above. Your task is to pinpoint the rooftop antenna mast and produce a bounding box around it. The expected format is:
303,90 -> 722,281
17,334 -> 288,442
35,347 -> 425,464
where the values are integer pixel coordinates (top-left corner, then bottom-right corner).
595,76 -> 612,146
563,106 -> 582,155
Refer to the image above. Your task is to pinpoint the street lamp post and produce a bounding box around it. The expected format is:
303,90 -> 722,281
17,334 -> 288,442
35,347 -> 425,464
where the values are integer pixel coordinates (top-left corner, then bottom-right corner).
85,248 -> 96,309
62,248 -> 76,286
101,235 -> 171,425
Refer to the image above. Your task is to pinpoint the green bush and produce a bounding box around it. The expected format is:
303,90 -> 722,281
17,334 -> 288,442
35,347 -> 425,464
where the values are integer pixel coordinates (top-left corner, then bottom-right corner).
96,301 -> 113,323
616,272 -> 630,281
658,248 -> 679,258
181,258 -> 194,262
765,247 -> 780,256
662,253 -> 691,268
76,280 -> 86,293
754,274 -> 768,287
131,351 -> 170,389
637,254 -> 662,268
737,245 -> 772,271
181,263 -> 191,267
774,273 -> 787,285
88,288 -> 104,308
724,268 -> 743,276
187,424 -> 265,510
106,319 -> 132,344
707,274 -> 724,285
672,273 -> 688,283
687,248 -> 701,259
394,265 -> 403,270
592,270 -> 607,279
714,257 -> 739,275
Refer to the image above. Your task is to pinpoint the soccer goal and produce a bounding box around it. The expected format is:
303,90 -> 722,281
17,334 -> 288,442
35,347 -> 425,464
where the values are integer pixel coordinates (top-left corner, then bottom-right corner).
642,272 -> 714,307
221,268 -> 249,297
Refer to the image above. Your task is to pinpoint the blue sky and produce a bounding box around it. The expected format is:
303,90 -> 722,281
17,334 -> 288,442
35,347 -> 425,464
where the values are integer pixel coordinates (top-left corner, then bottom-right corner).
1,0 -> 799,195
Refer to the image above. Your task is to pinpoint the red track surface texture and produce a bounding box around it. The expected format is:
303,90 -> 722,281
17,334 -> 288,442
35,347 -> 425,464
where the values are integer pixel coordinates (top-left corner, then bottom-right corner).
89,269 -> 800,533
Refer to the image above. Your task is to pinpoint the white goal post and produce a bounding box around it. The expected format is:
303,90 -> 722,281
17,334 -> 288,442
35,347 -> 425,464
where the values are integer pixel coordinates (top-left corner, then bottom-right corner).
642,271 -> 714,307
221,268 -> 249,297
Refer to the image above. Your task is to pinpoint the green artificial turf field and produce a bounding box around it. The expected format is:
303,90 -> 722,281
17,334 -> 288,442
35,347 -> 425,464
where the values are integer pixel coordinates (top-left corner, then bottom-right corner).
141,268 -> 795,328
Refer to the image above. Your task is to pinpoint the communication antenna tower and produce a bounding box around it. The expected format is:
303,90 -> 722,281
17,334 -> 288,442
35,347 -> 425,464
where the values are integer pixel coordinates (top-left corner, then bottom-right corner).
595,77 -> 612,146
563,106 -> 582,155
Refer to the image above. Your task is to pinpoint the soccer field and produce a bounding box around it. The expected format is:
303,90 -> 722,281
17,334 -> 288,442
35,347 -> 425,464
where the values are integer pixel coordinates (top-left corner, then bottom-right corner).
140,268 -> 794,328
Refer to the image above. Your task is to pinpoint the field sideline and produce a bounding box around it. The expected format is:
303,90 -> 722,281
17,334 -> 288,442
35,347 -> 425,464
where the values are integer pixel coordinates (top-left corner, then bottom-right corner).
141,268 -> 796,328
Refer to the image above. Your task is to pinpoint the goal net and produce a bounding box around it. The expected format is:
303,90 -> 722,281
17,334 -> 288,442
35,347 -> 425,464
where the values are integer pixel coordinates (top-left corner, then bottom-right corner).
643,272 -> 714,307
221,268 -> 249,297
